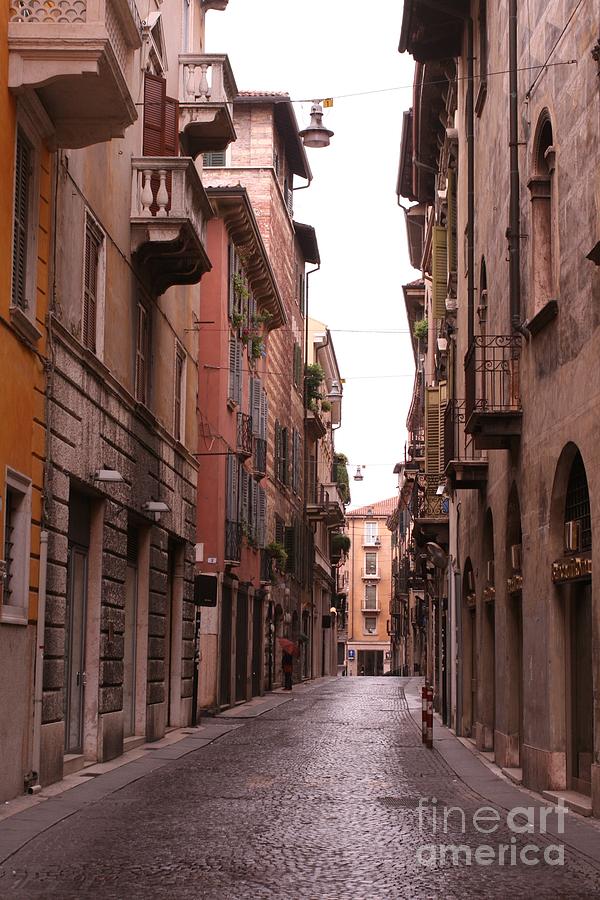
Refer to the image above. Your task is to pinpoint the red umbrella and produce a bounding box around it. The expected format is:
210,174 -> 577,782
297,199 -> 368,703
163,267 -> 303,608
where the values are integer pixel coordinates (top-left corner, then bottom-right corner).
278,637 -> 300,656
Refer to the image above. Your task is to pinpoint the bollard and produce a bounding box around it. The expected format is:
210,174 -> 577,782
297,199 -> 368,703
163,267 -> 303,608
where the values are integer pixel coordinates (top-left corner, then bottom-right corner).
421,685 -> 428,744
426,685 -> 434,749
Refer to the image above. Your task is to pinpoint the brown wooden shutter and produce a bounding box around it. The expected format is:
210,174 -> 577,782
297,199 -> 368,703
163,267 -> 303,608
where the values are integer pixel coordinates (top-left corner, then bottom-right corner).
12,130 -> 31,310
143,72 -> 166,156
447,170 -> 458,273
83,217 -> 102,352
164,96 -> 179,157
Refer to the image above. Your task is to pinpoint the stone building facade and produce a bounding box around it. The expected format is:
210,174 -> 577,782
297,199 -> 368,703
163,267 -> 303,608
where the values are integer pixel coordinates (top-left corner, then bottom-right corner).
399,0 -> 600,814
6,0 -> 238,789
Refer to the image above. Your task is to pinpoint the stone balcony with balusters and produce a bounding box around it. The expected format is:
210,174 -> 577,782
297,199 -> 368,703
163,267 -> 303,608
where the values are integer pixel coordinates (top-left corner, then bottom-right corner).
178,53 -> 237,159
130,157 -> 213,295
8,0 -> 141,147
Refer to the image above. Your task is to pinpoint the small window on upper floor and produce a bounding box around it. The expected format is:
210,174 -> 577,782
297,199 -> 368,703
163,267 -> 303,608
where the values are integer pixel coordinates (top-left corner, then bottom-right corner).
528,114 -> 556,316
475,0 -> 488,116
203,150 -> 227,166
174,342 -> 186,442
11,120 -> 42,342
135,298 -> 151,406
82,213 -> 105,356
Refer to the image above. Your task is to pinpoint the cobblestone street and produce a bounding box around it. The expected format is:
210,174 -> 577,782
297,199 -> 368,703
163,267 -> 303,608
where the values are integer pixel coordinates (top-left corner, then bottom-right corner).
1,678 -> 600,899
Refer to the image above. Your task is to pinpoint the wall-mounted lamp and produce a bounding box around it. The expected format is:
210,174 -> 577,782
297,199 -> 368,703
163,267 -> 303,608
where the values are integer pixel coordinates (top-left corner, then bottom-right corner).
142,500 -> 170,522
93,469 -> 124,483
299,102 -> 334,148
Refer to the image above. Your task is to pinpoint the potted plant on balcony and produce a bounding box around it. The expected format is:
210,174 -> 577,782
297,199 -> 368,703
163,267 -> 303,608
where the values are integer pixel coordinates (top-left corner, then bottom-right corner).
334,453 -> 351,506
265,541 -> 288,577
304,362 -> 325,409
331,532 -> 351,563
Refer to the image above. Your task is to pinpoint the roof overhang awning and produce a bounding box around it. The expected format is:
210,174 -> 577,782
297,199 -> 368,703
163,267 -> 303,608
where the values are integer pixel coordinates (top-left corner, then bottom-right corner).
399,0 -> 468,62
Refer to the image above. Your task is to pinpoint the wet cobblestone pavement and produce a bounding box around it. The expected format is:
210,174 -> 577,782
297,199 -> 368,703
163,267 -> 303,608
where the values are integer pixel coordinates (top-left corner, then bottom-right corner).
2,677 -> 600,898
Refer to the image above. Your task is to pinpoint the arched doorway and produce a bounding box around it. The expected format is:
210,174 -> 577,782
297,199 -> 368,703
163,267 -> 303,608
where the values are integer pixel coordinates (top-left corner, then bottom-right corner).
480,509 -> 496,751
461,559 -> 476,737
505,484 -> 524,769
561,451 -> 593,794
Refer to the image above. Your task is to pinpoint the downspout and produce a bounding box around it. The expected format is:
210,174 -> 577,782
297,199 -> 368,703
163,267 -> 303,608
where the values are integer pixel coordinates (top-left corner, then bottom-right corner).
508,0 -> 522,330
467,16 -> 475,348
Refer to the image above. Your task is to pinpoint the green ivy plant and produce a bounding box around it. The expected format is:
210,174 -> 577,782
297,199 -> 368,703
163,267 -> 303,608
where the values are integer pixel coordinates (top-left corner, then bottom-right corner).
413,318 -> 428,341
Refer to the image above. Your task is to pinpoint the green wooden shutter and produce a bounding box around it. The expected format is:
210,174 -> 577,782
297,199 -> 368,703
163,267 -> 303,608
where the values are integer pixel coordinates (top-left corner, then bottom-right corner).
203,150 -> 226,166
258,486 -> 266,548
425,385 -> 441,475
447,170 -> 458,274
250,377 -> 261,436
274,420 -> 281,480
431,225 -> 448,319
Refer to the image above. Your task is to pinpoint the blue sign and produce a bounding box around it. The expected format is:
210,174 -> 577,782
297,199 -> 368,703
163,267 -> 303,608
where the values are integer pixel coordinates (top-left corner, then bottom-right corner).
348,649 -> 356,660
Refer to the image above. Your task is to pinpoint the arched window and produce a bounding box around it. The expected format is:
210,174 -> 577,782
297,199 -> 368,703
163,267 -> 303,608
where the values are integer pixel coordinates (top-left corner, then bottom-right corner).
528,113 -> 556,313
564,452 -> 591,552
478,257 -> 488,334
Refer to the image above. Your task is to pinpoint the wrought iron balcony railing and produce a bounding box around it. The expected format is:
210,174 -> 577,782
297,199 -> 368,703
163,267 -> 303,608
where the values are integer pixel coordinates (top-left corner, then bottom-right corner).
415,473 -> 448,520
236,412 -> 253,458
465,334 -> 523,421
225,519 -> 242,564
444,400 -> 485,468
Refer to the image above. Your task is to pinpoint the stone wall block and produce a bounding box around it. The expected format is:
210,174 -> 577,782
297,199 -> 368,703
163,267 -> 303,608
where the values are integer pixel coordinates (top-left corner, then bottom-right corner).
42,690 -> 63,724
43,658 -> 64,691
98,685 -> 122,714
100,660 -> 124,687
146,682 -> 164,704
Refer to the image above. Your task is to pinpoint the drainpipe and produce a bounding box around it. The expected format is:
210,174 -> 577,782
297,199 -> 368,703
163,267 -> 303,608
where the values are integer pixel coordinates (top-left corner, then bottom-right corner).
508,0 -> 521,330
30,530 -> 48,792
467,16 -> 475,348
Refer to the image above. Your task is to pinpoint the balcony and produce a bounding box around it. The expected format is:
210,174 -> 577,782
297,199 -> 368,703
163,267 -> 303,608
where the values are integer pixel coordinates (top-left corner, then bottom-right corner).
321,482 -> 345,527
253,436 -> 267,479
361,568 -> 380,580
179,54 -> 237,159
362,602 -> 381,614
8,0 -> 140,148
130,157 -> 212,295
413,473 -> 448,545
236,412 -> 252,458
444,400 -> 488,489
306,483 -> 345,527
225,519 -> 241,565
304,407 -> 327,439
465,334 -> 523,450
259,548 -> 271,583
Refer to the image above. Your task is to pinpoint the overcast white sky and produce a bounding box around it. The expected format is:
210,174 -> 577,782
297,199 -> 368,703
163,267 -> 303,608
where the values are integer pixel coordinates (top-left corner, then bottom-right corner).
208,1 -> 418,509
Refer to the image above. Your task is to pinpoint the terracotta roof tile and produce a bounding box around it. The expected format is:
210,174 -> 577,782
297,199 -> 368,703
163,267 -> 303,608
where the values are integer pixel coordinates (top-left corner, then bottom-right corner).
347,497 -> 398,518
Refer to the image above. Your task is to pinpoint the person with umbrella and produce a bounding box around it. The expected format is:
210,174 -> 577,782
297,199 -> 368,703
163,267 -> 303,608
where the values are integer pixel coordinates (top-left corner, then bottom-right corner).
278,638 -> 298,691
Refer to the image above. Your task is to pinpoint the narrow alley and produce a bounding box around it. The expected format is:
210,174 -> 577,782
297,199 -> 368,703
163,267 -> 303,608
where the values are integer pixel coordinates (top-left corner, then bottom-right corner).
1,678 -> 600,898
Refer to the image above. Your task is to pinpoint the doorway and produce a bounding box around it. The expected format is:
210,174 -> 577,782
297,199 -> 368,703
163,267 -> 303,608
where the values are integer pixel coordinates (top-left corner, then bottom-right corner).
235,588 -> 248,702
219,582 -> 233,706
251,596 -> 262,697
357,649 -> 383,676
567,583 -> 593,794
123,562 -> 138,738
64,546 -> 88,754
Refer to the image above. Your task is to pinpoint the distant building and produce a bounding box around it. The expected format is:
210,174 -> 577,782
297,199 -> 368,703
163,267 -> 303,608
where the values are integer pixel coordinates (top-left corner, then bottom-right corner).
344,498 -> 396,676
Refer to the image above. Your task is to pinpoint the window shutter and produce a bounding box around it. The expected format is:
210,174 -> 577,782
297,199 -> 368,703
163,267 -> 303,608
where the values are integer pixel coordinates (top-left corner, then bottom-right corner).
83,216 -> 102,352
284,524 -> 296,575
257,486 -> 266,548
143,72 -> 166,156
227,243 -> 236,319
425,385 -> 441,475
12,130 -> 31,310
274,420 -> 281,480
281,427 -> 289,485
260,389 -> 268,440
135,301 -> 149,404
228,334 -> 237,401
275,516 -> 285,547
251,478 -> 258,540
236,340 -> 243,405
241,467 -> 249,524
431,225 -> 448,319
203,150 -> 226,166
251,377 -> 261,435
226,453 -> 239,522
447,169 -> 458,274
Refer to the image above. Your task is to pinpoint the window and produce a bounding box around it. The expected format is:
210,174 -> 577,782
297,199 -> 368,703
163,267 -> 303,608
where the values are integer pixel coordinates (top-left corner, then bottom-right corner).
135,299 -> 150,405
475,0 -> 488,115
364,584 -> 377,610
203,150 -> 226,166
2,471 -> 31,624
364,522 -> 378,545
12,129 -> 32,311
226,452 -> 240,523
297,267 -> 306,315
274,421 -> 289,485
293,342 -> 302,387
291,429 -> 301,494
529,114 -> 556,315
365,552 -> 377,575
283,177 -> 293,216
228,334 -> 242,405
364,615 -> 377,634
174,343 -> 186,441
82,214 -> 104,354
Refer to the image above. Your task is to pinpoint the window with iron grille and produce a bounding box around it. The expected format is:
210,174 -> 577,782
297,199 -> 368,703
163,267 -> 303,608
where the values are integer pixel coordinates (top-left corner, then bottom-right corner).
82,214 -> 104,353
135,299 -> 150,405
174,342 -> 186,441
1,471 -> 31,622
364,583 -> 377,610
565,452 -> 592,551
12,129 -> 32,311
